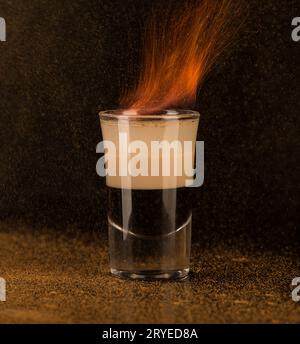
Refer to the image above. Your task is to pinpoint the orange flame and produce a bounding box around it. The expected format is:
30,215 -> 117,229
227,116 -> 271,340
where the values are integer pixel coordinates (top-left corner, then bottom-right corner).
121,0 -> 242,113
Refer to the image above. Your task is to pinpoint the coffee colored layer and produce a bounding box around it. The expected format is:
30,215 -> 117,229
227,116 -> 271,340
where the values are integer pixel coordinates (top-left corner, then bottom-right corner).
100,117 -> 200,189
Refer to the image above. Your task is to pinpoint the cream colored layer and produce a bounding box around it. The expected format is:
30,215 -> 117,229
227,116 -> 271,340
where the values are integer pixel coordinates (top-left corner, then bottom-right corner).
100,117 -> 199,190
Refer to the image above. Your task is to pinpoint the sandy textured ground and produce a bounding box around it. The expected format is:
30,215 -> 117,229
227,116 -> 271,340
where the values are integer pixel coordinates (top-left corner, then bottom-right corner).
0,223 -> 299,324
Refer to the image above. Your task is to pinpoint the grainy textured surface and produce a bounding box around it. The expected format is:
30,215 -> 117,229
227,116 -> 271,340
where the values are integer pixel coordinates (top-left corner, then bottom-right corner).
0,224 -> 299,324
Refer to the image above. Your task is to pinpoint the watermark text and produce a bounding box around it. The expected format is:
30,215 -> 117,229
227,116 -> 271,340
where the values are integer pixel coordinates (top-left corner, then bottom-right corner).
96,134 -> 204,187
292,277 -> 300,302
0,277 -> 6,302
0,17 -> 6,42
292,17 -> 300,42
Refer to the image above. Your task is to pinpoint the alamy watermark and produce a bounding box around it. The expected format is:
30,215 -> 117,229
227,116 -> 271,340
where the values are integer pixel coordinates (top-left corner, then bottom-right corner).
0,277 -> 6,302
96,134 -> 204,187
292,277 -> 300,302
0,17 -> 6,42
292,17 -> 300,42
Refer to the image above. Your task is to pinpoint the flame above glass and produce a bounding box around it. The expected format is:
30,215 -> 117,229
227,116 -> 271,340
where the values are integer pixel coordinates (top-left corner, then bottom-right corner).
121,0 -> 243,114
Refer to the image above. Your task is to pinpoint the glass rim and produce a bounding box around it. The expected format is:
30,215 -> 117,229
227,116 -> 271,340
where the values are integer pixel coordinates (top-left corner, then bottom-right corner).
99,109 -> 200,121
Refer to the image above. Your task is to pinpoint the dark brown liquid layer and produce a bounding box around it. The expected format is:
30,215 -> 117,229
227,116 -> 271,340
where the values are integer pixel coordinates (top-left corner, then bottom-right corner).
108,187 -> 192,237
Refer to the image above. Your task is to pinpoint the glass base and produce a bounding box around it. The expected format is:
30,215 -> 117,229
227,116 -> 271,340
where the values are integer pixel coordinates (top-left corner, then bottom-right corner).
111,268 -> 189,281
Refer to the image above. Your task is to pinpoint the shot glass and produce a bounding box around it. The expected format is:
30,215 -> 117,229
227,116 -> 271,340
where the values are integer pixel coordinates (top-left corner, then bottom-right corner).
99,110 -> 200,280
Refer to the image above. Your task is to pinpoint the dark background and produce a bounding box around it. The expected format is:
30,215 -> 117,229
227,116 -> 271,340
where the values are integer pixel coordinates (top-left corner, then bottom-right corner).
0,0 -> 299,254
